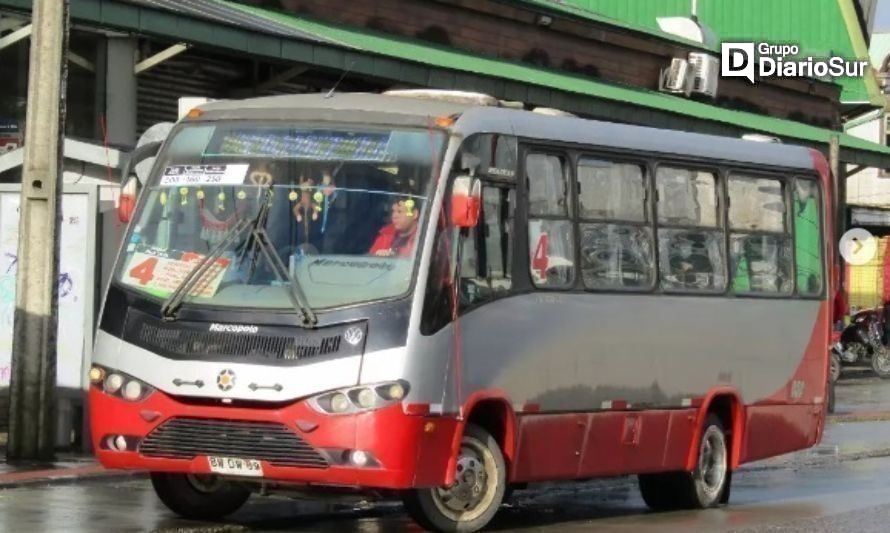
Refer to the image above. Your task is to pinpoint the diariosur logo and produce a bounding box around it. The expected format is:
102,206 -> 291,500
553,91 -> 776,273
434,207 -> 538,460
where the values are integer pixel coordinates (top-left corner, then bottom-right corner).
721,42 -> 869,84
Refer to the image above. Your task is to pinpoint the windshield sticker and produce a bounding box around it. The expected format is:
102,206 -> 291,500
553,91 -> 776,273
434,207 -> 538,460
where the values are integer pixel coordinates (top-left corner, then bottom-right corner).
160,164 -> 249,186
213,130 -> 394,162
122,249 -> 230,298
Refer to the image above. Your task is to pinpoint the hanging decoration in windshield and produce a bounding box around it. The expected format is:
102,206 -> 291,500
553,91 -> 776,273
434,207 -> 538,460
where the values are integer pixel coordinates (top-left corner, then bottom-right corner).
211,129 -> 396,162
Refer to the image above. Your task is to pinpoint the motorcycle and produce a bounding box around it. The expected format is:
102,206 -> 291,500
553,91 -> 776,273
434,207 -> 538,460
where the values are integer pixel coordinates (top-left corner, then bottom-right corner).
835,308 -> 890,379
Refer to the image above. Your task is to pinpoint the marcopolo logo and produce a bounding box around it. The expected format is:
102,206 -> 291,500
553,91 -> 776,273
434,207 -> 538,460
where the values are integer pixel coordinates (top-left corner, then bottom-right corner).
721,42 -> 869,84
209,323 -> 259,334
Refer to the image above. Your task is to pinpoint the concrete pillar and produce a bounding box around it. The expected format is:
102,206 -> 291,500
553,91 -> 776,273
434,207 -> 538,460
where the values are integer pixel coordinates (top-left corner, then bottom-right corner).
105,37 -> 137,147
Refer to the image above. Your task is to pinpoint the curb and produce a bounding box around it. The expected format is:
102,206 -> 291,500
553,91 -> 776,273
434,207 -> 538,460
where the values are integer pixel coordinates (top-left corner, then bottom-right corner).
0,465 -> 146,489
828,411 -> 890,423
744,445 -> 890,472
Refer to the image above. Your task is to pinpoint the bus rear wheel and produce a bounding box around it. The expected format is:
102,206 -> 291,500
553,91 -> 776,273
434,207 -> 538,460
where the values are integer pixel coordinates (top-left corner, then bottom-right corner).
639,413 -> 730,511
151,472 -> 250,520
402,424 -> 506,532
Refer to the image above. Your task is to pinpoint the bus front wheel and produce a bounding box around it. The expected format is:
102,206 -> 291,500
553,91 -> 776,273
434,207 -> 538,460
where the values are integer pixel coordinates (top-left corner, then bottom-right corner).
402,424 -> 506,532
639,413 -> 730,511
151,472 -> 250,520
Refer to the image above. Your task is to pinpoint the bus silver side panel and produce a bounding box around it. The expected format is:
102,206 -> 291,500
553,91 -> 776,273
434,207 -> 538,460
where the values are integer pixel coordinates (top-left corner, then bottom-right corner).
409,292 -> 821,413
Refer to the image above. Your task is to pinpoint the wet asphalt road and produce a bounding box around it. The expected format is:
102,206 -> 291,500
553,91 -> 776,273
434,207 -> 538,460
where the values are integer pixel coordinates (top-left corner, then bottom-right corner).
3,374 -> 890,532
5,446 -> 890,532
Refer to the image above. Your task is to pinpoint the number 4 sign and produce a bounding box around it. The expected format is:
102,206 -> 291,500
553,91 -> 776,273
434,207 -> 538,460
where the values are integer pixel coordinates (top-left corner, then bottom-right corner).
128,257 -> 159,285
123,251 -> 230,298
532,233 -> 550,281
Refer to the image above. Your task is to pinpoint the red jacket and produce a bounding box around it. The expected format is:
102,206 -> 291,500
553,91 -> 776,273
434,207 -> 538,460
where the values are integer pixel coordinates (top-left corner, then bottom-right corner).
370,224 -> 417,257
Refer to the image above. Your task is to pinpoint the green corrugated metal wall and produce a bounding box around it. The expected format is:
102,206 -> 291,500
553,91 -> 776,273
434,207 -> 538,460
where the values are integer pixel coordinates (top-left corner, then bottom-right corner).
552,0 -> 874,103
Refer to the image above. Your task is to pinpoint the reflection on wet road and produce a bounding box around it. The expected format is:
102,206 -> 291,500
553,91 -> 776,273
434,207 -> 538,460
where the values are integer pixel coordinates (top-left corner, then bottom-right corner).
7,453 -> 890,532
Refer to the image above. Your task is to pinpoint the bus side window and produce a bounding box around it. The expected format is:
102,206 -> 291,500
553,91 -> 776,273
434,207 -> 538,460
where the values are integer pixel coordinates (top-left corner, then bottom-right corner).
727,175 -> 792,295
656,167 -> 725,292
420,213 -> 457,335
577,157 -> 653,290
459,186 -> 514,308
793,179 -> 823,296
526,153 -> 574,288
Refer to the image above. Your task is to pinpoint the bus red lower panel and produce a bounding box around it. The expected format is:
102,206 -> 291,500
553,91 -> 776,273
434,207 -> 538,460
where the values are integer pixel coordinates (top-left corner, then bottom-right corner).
741,404 -> 822,463
89,388 -> 457,490
512,408 -> 698,482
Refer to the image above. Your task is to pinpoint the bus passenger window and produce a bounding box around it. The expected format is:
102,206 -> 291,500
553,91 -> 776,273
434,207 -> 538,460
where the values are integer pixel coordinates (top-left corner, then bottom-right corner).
527,154 -> 569,216
656,167 -> 725,291
526,153 -> 574,287
459,186 -> 514,308
794,179 -> 823,296
577,158 -> 653,289
728,176 -> 792,295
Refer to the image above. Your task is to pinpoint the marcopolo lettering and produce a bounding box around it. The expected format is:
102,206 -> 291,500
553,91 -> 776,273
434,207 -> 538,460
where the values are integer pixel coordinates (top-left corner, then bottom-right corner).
310,258 -> 396,271
209,323 -> 259,334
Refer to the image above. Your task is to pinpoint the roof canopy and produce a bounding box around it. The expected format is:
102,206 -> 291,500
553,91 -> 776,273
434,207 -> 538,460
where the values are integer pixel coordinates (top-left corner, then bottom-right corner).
3,0 -> 890,167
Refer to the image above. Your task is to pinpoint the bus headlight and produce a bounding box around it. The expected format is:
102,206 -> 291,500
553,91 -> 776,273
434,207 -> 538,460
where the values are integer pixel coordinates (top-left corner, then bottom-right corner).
379,382 -> 406,401
355,388 -> 376,409
330,393 -> 350,413
122,380 -> 144,401
91,365 -> 154,402
104,373 -> 124,394
310,380 -> 410,415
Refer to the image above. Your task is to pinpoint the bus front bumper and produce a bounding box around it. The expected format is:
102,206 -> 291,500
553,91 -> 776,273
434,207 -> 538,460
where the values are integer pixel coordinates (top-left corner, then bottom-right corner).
89,387 -> 457,490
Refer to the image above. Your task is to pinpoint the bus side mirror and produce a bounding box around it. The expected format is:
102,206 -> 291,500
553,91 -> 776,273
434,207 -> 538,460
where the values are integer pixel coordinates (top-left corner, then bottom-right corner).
118,141 -> 162,223
451,176 -> 481,228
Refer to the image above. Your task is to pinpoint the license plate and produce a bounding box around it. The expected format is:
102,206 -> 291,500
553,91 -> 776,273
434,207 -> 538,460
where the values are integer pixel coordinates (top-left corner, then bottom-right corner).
207,456 -> 264,477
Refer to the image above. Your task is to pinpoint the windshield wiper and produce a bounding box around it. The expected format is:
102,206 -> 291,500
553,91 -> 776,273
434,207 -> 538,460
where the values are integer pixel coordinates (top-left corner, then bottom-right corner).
160,189 -> 318,326
160,216 -> 252,321
243,198 -> 318,326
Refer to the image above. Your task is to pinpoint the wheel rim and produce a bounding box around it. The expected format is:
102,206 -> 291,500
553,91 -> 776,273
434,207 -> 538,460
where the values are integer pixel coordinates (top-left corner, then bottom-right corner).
876,349 -> 890,373
186,474 -> 223,493
431,436 -> 498,522
697,425 -> 727,500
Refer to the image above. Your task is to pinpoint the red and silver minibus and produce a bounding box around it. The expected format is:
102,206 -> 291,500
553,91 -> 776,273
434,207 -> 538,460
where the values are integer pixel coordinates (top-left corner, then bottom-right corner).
90,91 -> 832,532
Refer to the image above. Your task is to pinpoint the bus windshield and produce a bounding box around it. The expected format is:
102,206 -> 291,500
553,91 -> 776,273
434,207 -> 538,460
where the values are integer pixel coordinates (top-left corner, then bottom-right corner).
115,121 -> 445,311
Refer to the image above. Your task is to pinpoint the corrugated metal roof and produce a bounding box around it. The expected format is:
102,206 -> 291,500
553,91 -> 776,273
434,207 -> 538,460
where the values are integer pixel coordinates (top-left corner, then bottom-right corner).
220,0 -> 890,159
538,0 -> 882,105
118,0 -> 345,45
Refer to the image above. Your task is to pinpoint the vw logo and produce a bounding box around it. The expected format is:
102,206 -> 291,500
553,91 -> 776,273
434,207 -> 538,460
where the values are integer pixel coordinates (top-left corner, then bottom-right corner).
343,326 -> 364,346
217,369 -> 236,391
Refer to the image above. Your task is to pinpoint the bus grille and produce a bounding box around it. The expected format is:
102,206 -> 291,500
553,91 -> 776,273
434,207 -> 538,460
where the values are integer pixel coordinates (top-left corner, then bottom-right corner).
138,417 -> 329,468
135,321 -> 343,362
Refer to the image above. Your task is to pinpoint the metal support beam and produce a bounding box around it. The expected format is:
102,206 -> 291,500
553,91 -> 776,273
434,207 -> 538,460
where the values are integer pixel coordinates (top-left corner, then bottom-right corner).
7,0 -> 69,462
256,64 -> 308,93
134,43 -> 189,75
0,23 -> 32,51
67,50 -> 95,72
830,135 -> 844,287
0,15 -> 28,33
843,164 -> 866,179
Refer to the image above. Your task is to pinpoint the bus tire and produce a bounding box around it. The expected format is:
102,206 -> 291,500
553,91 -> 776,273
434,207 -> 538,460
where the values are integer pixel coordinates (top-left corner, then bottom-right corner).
150,472 -> 250,520
402,424 -> 506,532
639,414 -> 730,511
638,472 -> 683,510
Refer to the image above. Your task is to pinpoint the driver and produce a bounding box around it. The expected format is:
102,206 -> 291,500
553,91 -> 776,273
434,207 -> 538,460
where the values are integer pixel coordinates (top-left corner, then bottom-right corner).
369,197 -> 419,257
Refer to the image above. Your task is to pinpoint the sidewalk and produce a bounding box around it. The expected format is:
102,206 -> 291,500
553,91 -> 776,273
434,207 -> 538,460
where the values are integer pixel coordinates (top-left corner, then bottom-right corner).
0,446 -> 143,489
